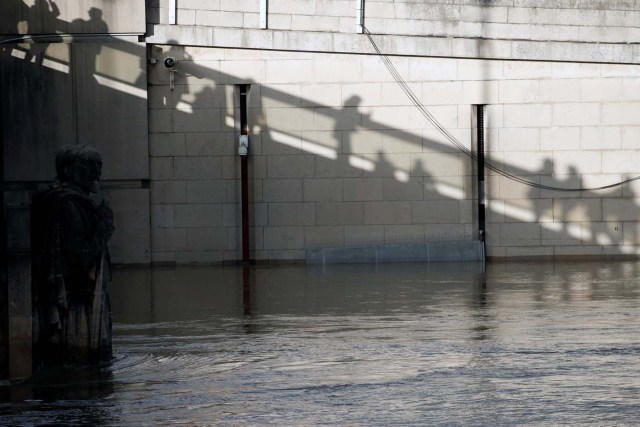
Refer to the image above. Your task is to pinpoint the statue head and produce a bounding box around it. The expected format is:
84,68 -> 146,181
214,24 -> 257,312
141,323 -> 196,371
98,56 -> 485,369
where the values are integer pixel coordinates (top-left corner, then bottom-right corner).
56,144 -> 103,193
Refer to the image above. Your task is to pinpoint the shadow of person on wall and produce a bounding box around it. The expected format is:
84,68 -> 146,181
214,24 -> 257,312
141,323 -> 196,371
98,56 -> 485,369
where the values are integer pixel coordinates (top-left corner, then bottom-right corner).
70,7 -> 109,79
25,0 -> 61,64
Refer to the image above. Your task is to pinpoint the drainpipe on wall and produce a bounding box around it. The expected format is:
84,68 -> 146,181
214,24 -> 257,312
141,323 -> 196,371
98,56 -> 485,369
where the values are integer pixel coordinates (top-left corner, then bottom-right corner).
238,85 -> 250,264
259,0 -> 268,29
356,0 -> 365,33
168,0 -> 177,25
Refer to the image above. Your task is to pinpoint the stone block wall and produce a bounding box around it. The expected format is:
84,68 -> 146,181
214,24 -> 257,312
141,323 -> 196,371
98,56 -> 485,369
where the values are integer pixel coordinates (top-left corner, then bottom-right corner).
147,0 -> 640,45
148,43 -> 640,261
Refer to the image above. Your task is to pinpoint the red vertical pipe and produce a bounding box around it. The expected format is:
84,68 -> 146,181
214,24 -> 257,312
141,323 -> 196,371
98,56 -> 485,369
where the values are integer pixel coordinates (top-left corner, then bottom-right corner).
239,85 -> 250,264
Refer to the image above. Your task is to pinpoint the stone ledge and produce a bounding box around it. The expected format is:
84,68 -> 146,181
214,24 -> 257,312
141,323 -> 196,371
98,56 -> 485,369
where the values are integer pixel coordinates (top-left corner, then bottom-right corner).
306,240 -> 485,264
147,24 -> 640,64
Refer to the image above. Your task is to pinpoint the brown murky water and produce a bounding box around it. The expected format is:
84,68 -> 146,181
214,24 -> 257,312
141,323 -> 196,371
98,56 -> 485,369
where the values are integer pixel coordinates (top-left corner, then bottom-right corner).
2,261 -> 640,426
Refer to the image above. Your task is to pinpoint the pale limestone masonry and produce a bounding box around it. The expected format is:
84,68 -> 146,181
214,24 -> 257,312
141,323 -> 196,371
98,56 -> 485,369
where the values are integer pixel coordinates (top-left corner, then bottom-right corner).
145,1 -> 640,262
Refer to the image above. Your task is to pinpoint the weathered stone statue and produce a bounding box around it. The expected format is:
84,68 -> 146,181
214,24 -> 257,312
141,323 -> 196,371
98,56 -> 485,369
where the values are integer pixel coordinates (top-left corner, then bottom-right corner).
31,144 -> 115,368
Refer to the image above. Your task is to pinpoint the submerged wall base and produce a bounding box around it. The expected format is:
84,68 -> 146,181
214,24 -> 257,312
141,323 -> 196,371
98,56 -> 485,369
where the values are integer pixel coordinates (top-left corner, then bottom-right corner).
306,241 -> 485,265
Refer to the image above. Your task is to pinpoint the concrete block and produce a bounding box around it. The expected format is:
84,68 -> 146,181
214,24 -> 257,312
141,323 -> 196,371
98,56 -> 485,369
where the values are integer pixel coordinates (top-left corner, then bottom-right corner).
383,177 -> 424,201
152,227 -> 187,252
485,105 -> 504,129
505,246 -> 553,258
362,153 -> 411,178
316,155 -> 363,178
316,202 -> 363,225
151,181 -> 187,204
301,84 -> 342,107
266,59 -> 313,84
268,202 -> 316,225
303,178 -> 343,201
149,109 -> 173,133
504,104 -> 552,128
315,0 -> 352,17
150,157 -> 174,180
344,225 -> 384,247
175,204 -> 223,227
269,13 -> 292,30
603,198 -> 640,221
344,130 -> 383,154
291,15 -> 339,32
220,0 -> 259,13
497,175 -> 540,199
382,130 -> 422,154
411,200 -> 460,224
552,103 -> 601,127
581,78 -> 623,102
265,107 -> 315,131
587,222 -> 623,246
462,80 -> 499,105
180,0 -> 221,10
425,223 -> 473,241
499,80 -> 539,104
341,83 -> 382,107
186,227 -> 229,251
186,180 -> 228,203
411,152 -> 463,177
539,79 -> 581,103
500,223 -> 541,246
622,127 -> 640,149
316,106 -> 361,132
218,59 -> 266,83
268,155 -> 315,178
262,130 -> 303,155
409,57 -> 456,82
151,251 -> 176,264
314,57 -> 362,83
304,226 -> 345,249
581,127 -> 621,150
421,81 -> 463,105
343,178 -> 383,201
177,9 -> 196,25
174,157 -> 222,179
384,225 -> 425,245
540,127 -> 581,151
151,204 -> 175,229
457,59 -> 503,81
621,78 -> 640,101
150,133 -> 186,157
504,61 -> 552,79
173,108 -> 221,132
243,12 -> 259,27
602,103 -> 640,125
461,5 -> 508,23
497,128 -> 540,152
263,226 -> 305,249
196,10 -> 244,27
554,199 -> 602,222
602,151 -> 640,174
185,132 -> 235,156
263,179 -> 303,202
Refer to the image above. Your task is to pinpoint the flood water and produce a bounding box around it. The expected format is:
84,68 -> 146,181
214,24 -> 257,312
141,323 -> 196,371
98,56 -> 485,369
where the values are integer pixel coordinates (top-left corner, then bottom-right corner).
2,260 -> 640,426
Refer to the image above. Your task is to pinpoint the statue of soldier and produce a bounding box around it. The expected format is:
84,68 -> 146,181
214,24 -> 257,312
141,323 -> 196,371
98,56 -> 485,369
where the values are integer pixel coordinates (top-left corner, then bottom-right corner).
31,144 -> 115,367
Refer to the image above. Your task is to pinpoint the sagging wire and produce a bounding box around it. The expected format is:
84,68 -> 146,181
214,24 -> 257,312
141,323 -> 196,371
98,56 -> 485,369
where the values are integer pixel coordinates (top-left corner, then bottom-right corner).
363,27 -> 640,192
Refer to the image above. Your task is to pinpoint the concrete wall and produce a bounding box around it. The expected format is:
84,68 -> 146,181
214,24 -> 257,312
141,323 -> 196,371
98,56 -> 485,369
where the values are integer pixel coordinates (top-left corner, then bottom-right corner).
150,0 -> 640,46
147,43 -> 640,262
2,0 -> 146,34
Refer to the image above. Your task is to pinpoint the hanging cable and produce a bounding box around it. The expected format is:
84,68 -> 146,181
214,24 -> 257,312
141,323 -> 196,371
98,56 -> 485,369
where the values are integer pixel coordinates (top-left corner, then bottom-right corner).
363,27 -> 640,192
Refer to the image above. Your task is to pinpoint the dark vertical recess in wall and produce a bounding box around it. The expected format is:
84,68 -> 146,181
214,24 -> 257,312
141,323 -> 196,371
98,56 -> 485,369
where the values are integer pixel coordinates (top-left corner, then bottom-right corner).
477,105 -> 486,242
0,71 -> 7,379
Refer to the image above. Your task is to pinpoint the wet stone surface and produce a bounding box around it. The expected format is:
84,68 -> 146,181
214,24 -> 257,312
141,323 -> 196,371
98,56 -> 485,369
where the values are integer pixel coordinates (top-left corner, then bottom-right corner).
2,261 -> 640,426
